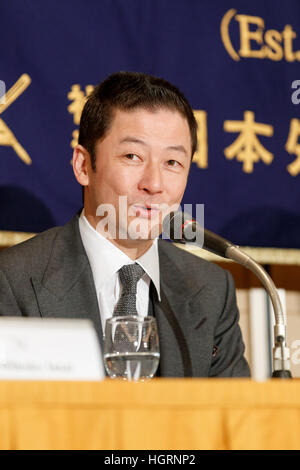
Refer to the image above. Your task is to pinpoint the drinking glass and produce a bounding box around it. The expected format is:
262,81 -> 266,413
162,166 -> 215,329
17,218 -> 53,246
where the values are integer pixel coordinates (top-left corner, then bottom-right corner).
103,316 -> 160,381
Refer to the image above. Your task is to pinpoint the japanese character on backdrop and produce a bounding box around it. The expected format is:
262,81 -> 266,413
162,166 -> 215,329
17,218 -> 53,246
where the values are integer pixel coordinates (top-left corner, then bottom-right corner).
285,118 -> 300,176
224,111 -> 274,173
0,74 -> 32,165
192,110 -> 208,169
68,84 -> 94,150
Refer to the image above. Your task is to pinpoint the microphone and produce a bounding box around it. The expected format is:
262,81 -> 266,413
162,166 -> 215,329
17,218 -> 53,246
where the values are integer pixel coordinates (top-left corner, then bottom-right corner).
163,211 -> 292,378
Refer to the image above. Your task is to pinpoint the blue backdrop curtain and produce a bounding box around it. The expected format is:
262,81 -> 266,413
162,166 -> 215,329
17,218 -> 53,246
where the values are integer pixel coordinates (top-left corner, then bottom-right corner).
0,0 -> 299,248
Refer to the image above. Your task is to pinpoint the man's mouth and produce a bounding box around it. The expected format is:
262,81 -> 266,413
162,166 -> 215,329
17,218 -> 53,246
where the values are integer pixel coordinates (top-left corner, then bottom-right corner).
132,204 -> 162,219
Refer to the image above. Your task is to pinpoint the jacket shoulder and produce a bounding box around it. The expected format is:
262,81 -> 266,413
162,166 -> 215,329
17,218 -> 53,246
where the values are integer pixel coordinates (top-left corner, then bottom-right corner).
0,226 -> 61,275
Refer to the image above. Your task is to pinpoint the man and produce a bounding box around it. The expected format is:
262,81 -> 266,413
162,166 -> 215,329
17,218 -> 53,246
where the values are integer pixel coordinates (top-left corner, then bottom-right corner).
0,71 -> 250,377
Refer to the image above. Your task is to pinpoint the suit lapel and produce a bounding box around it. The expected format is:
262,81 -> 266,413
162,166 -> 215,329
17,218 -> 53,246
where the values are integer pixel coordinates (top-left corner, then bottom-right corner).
30,215 -> 103,348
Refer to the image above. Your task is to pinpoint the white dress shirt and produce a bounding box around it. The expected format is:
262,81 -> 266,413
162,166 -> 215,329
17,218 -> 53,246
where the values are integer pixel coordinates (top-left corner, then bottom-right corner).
79,211 -> 161,333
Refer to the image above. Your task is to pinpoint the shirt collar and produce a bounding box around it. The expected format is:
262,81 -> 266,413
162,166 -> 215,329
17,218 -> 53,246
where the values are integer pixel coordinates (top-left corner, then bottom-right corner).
78,211 -> 161,300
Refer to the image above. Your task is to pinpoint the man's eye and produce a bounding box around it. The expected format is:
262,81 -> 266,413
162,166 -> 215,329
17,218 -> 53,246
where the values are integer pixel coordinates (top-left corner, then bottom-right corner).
125,153 -> 140,161
167,159 -> 180,167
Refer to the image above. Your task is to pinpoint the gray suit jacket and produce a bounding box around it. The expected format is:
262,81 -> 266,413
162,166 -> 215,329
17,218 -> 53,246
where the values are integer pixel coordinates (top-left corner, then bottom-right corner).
0,214 -> 250,377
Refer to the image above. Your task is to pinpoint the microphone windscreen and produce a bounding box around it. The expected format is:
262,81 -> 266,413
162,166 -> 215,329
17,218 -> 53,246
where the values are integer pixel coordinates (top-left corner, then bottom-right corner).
163,211 -> 232,258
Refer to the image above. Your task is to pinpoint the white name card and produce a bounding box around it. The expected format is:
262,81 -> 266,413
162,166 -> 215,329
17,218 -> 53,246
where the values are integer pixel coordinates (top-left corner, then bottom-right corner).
0,317 -> 105,381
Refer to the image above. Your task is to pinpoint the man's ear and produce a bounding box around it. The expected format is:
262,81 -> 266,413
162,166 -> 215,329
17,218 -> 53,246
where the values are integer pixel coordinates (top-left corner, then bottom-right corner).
72,145 -> 90,186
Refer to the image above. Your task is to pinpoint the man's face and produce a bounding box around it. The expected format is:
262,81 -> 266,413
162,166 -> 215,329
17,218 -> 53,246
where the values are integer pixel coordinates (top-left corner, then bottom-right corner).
83,107 -> 192,247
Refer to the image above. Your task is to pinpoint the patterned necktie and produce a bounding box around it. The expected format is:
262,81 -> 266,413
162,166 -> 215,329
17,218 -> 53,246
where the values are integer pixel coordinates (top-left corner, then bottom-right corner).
113,263 -> 145,316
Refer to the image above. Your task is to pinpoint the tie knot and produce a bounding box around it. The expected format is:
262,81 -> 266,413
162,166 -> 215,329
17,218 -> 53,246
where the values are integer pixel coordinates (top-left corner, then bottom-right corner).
118,263 -> 145,295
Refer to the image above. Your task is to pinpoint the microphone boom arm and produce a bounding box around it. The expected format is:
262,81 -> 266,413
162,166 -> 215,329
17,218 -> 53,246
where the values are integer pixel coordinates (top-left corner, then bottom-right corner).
164,212 -> 292,377
225,245 -> 291,377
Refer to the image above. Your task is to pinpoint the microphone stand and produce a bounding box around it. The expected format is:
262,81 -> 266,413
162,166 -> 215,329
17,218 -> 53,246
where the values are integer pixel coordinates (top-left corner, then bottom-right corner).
164,212 -> 292,378
202,228 -> 292,378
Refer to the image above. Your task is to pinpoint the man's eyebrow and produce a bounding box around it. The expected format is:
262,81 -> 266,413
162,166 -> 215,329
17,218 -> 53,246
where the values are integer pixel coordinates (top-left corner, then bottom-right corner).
165,145 -> 188,156
119,137 -> 188,155
119,137 -> 147,145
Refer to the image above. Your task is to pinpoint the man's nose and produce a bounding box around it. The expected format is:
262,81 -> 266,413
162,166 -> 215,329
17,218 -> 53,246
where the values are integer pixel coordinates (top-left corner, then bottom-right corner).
138,162 -> 163,194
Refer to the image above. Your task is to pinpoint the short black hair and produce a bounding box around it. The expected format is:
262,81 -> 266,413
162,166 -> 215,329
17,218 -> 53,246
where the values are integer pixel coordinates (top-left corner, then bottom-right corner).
78,71 -> 198,170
